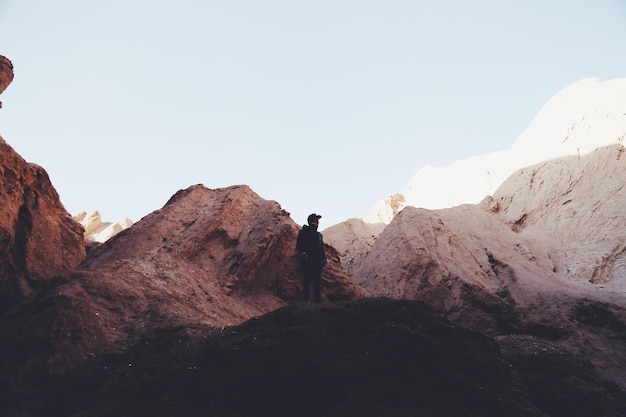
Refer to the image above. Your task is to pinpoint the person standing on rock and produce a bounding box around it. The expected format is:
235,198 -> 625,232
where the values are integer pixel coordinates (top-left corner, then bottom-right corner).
296,213 -> 328,303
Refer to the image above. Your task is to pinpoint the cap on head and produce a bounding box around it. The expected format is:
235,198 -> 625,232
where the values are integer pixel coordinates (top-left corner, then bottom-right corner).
307,213 -> 322,225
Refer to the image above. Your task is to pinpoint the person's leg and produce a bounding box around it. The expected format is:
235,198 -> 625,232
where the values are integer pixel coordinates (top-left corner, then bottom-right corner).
313,268 -> 322,303
302,269 -> 312,301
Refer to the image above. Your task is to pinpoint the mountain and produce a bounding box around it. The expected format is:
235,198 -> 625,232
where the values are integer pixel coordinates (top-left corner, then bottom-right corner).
80,80 -> 626,247
1,54 -> 626,416
325,77 -> 626,271
321,78 -> 626,392
353,145 -> 626,386
1,138 -> 622,416
5,183 -> 365,367
0,177 -> 369,416
362,78 -> 626,224
324,78 -> 626,390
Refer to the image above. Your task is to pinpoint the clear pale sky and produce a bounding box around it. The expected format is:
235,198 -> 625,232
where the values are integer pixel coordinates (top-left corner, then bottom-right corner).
1,1 -> 625,229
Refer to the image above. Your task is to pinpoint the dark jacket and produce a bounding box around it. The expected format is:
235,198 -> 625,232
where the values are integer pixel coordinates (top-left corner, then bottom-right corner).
296,225 -> 327,267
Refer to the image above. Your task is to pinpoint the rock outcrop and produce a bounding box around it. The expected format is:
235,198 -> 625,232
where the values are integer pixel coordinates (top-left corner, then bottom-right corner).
74,210 -> 134,244
0,137 -> 85,310
0,184 -> 367,374
0,55 -> 13,108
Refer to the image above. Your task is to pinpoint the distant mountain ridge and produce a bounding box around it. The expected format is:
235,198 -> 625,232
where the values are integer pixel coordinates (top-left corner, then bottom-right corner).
74,210 -> 135,244
79,78 -> 626,244
362,78 -> 626,224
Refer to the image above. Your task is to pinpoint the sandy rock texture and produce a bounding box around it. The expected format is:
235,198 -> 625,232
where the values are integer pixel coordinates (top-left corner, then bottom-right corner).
487,144 -> 626,289
320,218 -> 385,276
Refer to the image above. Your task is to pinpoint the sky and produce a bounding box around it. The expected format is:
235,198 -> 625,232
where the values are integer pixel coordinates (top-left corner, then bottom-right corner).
1,1 -> 626,229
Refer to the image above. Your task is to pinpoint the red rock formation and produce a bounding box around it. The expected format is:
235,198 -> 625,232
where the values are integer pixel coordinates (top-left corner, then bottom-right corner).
7,184 -> 366,371
0,137 -> 86,309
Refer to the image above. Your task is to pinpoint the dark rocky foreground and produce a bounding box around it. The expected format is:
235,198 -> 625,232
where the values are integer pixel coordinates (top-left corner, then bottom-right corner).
3,298 -> 624,417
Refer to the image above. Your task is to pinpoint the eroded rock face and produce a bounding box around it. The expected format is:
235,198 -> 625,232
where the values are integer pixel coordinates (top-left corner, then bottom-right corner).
0,137 -> 86,309
486,144 -> 626,289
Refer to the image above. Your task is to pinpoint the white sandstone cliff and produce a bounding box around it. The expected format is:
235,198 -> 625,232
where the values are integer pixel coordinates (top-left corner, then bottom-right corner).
362,78 -> 626,224
325,78 -> 626,268
74,211 -> 134,243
